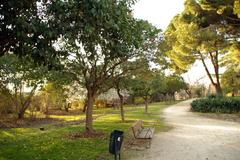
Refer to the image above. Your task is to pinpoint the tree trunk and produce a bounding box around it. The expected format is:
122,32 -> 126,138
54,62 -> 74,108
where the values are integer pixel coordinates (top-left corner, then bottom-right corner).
17,98 -> 33,119
171,92 -> 175,101
232,91 -> 235,97
185,90 -> 192,98
211,51 -> 222,97
17,106 -> 28,119
17,111 -> 25,119
45,103 -> 49,118
120,102 -> 124,122
144,97 -> 148,113
85,89 -> 96,133
131,95 -> 135,105
116,85 -> 125,122
83,100 -> 87,113
16,85 -> 37,119
199,52 -> 223,97
215,84 -> 223,97
65,103 -> 70,112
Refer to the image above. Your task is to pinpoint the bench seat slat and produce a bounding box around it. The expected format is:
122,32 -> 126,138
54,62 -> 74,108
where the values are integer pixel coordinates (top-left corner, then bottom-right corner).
137,128 -> 155,139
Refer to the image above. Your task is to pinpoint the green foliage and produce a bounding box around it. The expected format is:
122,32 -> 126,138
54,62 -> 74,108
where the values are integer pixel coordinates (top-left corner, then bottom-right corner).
163,0 -> 227,72
0,54 -> 48,118
41,83 -> 67,110
0,0 -> 63,65
0,92 -> 13,115
0,54 -> 47,88
150,73 -> 167,95
197,0 -> 240,74
161,0 -> 240,96
234,0 -> 240,18
189,84 -> 206,98
127,69 -> 187,102
191,97 -> 240,113
0,102 -> 176,160
54,0 -> 161,131
165,75 -> 187,95
199,0 -> 240,37
221,67 -> 240,96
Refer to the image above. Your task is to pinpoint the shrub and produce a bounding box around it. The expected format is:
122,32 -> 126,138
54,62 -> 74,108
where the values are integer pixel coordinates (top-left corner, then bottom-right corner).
207,94 -> 218,99
191,97 -> 240,113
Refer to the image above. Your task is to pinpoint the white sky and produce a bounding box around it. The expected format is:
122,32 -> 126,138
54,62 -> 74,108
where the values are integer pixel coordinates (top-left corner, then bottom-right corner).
132,0 -> 221,85
133,0 -> 185,30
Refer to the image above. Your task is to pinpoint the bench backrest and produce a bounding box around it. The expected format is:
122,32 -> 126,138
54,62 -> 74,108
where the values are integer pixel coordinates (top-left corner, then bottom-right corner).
132,120 -> 143,138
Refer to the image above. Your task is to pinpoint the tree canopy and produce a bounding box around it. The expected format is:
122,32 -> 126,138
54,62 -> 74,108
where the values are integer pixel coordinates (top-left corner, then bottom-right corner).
53,0 -> 161,133
161,0 -> 240,96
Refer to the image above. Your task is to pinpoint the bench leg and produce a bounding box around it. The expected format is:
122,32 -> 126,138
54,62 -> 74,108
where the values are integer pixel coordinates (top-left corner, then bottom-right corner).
146,139 -> 151,149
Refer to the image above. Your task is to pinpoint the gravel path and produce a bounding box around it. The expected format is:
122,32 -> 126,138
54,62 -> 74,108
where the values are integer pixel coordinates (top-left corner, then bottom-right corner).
130,99 -> 240,160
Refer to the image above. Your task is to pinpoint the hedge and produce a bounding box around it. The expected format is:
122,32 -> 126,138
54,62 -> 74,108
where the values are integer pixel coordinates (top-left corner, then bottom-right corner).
191,97 -> 240,113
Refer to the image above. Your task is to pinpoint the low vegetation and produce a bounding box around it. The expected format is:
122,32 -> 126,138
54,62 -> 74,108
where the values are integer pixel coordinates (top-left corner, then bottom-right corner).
191,97 -> 240,113
0,102 -> 177,160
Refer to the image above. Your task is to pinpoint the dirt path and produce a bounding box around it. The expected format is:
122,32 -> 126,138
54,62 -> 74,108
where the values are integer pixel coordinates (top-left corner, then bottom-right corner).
130,99 -> 240,160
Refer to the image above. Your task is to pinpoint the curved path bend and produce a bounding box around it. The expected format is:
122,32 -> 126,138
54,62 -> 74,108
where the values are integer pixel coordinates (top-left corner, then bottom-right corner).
131,99 -> 240,160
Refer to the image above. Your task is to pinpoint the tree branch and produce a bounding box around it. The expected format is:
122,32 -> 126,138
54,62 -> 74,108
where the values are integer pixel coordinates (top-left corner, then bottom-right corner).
199,52 -> 216,85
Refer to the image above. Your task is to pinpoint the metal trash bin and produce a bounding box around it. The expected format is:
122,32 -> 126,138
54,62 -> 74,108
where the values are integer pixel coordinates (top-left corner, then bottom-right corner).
109,130 -> 124,160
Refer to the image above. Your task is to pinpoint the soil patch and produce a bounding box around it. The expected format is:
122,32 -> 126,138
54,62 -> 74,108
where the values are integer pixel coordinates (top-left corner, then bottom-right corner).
0,118 -> 62,129
67,131 -> 106,139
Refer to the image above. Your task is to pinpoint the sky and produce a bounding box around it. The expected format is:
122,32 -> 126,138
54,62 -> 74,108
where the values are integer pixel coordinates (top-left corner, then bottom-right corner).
133,0 -> 185,30
132,0 -> 215,85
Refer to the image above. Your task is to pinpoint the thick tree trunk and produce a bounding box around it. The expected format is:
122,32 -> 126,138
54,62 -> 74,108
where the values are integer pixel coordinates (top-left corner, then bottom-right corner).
214,84 -> 223,97
17,111 -> 25,119
17,106 -> 28,119
116,85 -> 125,122
17,98 -> 33,119
85,89 -> 96,133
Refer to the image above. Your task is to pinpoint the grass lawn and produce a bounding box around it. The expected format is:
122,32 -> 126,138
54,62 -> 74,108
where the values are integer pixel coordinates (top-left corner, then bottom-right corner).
0,101 -> 179,160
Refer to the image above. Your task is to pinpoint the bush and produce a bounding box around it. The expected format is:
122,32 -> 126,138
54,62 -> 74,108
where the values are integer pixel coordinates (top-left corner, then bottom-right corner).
191,97 -> 240,113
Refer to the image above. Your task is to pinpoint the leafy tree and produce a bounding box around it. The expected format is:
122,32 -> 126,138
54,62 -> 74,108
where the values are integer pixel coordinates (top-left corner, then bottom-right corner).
0,0 -> 64,65
192,83 -> 206,97
128,69 -> 167,113
40,83 -> 67,114
129,75 -> 153,113
150,72 -> 167,101
164,75 -> 188,100
59,0 -> 159,133
114,22 -> 161,120
163,0 -> 229,96
0,54 -> 48,118
199,0 -> 240,40
221,67 -> 240,96
114,78 -> 127,122
198,0 -> 240,77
